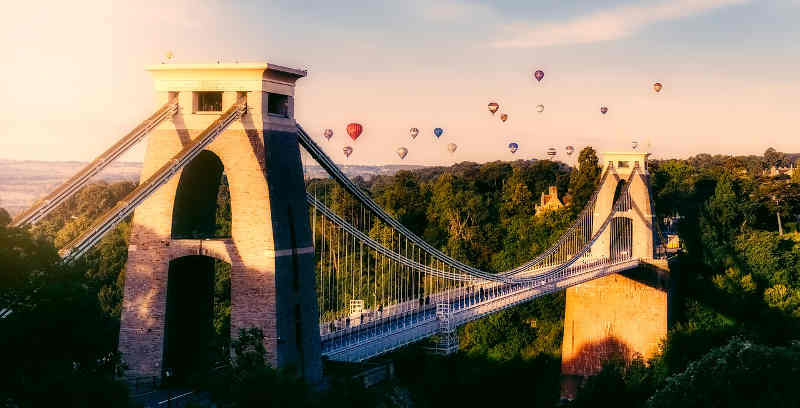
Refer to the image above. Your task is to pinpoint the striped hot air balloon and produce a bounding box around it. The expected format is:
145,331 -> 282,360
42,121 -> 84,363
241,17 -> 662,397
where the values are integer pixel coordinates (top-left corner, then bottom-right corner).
409,128 -> 419,139
343,146 -> 353,158
323,128 -> 333,140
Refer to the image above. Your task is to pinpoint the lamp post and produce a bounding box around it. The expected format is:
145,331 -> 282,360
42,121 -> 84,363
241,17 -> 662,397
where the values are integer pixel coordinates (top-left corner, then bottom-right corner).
164,368 -> 173,408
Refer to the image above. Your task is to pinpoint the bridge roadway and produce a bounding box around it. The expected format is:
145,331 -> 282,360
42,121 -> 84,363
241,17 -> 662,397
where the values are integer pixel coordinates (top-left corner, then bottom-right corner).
321,257 -> 642,362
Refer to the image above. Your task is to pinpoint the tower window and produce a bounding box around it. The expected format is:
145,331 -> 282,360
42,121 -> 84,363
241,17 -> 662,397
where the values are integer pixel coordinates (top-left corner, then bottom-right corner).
267,93 -> 289,117
196,92 -> 223,112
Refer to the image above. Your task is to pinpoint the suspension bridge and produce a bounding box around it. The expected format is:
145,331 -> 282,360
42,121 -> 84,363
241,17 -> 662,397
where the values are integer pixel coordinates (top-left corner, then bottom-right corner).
11,63 -> 670,387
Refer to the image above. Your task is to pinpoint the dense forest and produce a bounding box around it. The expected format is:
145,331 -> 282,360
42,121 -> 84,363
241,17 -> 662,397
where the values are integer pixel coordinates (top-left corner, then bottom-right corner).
2,146 -> 800,407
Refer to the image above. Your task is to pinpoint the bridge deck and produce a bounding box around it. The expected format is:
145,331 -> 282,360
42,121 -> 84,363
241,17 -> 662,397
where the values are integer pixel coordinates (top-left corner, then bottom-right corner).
322,258 -> 641,362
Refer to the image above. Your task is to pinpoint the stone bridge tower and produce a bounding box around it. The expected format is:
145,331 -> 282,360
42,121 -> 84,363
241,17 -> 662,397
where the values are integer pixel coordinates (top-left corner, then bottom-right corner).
561,152 -> 670,398
118,63 -> 322,384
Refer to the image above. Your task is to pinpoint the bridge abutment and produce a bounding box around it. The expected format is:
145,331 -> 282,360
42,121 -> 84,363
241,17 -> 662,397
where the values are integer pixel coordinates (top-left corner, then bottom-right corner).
560,261 -> 670,399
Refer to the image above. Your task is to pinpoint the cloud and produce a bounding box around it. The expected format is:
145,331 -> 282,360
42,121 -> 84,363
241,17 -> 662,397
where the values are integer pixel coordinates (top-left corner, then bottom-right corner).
492,0 -> 750,48
412,0 -> 495,22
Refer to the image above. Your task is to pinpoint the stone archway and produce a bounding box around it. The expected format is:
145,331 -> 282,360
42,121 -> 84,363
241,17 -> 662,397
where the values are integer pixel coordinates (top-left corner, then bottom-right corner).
171,150 -> 230,239
163,254 -> 231,381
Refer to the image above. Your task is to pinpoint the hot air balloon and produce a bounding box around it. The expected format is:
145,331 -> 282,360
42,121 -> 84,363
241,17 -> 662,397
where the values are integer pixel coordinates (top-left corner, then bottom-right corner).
165,50 -> 174,61
488,102 -> 500,115
434,128 -> 444,138
323,128 -> 333,141
396,147 -> 408,159
632,141 -> 639,150
409,128 -> 419,139
447,143 -> 458,153
534,70 -> 544,82
343,146 -> 353,158
653,82 -> 663,93
546,147 -> 557,158
536,104 -> 544,113
346,123 -> 363,141
508,142 -> 519,154
600,106 -> 608,115
565,145 -> 575,156
500,113 -> 508,122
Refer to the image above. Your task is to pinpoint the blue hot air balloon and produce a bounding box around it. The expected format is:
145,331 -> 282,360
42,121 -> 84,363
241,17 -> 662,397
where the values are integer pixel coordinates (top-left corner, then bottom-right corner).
508,142 -> 519,154
433,128 -> 444,138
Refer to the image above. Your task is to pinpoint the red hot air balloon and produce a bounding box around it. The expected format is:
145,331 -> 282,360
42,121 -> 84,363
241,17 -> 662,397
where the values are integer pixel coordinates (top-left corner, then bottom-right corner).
600,106 -> 608,115
346,123 -> 363,141
534,70 -> 544,82
488,102 -> 500,115
653,82 -> 663,93
500,113 -> 508,122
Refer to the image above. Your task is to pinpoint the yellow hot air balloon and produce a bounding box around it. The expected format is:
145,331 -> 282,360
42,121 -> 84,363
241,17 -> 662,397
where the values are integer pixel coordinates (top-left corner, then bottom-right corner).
653,82 -> 663,93
165,50 -> 174,60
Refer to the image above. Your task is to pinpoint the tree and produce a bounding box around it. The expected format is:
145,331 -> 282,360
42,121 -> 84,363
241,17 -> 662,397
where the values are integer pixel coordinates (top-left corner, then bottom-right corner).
373,170 -> 428,235
0,225 -> 128,407
698,173 -> 758,268
648,338 -> 800,408
763,147 -> 787,170
650,160 -> 697,219
0,225 -> 61,312
571,356 -> 656,408
568,147 -> 601,211
207,328 -> 314,407
755,180 -> 800,235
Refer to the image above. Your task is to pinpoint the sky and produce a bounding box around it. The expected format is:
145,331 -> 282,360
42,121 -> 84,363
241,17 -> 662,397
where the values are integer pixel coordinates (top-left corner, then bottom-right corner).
1,0 -> 799,166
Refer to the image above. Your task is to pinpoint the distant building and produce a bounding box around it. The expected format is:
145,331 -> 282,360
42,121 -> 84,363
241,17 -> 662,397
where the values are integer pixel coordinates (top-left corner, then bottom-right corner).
535,186 -> 564,215
765,164 -> 796,178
